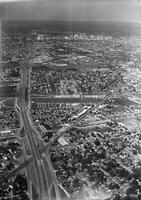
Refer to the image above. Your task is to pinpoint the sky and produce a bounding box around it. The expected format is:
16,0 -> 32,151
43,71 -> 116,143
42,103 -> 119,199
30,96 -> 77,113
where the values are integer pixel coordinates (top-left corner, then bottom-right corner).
1,0 -> 141,23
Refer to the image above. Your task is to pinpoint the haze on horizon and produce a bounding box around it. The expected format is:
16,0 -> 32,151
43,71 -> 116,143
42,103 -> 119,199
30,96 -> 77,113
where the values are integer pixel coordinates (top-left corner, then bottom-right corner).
1,0 -> 141,23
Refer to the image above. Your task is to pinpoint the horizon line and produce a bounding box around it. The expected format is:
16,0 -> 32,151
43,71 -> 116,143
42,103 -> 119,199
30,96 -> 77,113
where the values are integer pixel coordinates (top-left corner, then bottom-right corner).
2,19 -> 141,25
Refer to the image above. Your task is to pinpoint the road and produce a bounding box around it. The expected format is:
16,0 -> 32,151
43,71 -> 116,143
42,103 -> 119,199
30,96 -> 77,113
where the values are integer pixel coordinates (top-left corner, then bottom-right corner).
0,124 -> 73,189
31,96 -> 105,103
18,62 -> 45,199
16,48 -> 70,200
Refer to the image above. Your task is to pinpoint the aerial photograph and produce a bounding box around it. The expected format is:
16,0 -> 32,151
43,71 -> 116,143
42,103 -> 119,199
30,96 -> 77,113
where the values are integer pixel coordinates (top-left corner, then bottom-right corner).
1,0 -> 141,199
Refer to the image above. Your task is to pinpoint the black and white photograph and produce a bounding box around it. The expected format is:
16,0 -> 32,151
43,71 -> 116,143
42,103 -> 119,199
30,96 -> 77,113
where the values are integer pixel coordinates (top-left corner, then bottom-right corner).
1,0 -> 141,199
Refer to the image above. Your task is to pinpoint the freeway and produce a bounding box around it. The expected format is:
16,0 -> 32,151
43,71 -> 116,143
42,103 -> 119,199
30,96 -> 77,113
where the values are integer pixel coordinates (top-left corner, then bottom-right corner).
18,63 -> 44,198
0,124 -> 73,189
16,47 -> 70,200
19,61 -> 52,199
